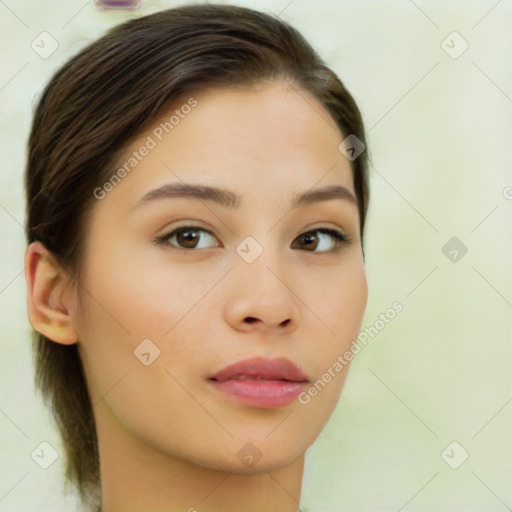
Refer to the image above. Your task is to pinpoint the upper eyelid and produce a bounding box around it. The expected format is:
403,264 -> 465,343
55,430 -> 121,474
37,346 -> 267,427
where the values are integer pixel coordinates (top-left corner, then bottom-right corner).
164,224 -> 345,235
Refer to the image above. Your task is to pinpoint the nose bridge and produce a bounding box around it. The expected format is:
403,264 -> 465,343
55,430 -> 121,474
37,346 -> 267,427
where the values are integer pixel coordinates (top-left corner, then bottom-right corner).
235,228 -> 291,278
234,232 -> 286,288
226,232 -> 302,330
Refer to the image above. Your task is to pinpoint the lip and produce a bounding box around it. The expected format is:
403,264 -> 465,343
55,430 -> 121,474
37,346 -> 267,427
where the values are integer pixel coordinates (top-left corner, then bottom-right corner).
208,356 -> 309,408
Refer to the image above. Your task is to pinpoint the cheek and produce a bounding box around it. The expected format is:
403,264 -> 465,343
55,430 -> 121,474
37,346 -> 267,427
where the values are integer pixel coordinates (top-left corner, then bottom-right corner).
73,254 -> 163,401
74,243 -> 221,404
74,262 -> 201,448
78,241 -> 199,338
303,258 -> 367,402
314,259 -> 368,345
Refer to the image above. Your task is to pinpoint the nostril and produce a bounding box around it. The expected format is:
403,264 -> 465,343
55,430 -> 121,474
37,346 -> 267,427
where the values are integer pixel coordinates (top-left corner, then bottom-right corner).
244,317 -> 258,324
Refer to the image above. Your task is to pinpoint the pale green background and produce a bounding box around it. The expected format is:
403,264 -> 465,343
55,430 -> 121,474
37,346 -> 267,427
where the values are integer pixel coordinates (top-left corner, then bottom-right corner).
1,0 -> 511,511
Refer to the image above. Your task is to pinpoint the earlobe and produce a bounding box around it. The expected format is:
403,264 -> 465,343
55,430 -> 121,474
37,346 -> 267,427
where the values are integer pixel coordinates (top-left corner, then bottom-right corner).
24,241 -> 79,345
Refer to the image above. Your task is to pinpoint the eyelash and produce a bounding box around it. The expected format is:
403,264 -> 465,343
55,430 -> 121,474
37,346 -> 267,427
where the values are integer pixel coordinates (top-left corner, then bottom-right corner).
153,225 -> 352,255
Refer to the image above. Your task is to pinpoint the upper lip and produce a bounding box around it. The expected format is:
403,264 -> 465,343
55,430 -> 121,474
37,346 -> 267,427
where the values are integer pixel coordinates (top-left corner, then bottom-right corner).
208,357 -> 309,382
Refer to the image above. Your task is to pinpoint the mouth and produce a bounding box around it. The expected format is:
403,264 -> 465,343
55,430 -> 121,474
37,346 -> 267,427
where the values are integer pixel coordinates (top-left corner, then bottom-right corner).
207,356 -> 309,408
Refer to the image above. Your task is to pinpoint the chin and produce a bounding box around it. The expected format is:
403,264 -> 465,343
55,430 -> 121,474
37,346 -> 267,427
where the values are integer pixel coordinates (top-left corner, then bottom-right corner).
187,444 -> 306,475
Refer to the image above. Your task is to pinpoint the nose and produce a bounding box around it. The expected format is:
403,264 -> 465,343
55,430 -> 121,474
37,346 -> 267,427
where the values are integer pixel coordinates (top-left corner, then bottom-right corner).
223,250 -> 302,334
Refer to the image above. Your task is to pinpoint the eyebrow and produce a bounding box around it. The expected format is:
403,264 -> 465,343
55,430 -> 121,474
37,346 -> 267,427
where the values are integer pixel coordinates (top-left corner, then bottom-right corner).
134,182 -> 357,211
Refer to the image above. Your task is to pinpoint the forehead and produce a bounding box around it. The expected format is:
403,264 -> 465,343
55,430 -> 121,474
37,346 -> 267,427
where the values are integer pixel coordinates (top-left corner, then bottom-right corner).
100,80 -> 355,212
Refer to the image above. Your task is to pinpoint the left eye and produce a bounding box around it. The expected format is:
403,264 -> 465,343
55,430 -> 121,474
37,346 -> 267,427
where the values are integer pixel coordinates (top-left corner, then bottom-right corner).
155,226 -> 348,253
291,228 -> 347,252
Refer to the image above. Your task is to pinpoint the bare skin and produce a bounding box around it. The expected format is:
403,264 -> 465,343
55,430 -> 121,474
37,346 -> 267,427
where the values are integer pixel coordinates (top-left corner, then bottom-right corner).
25,79 -> 368,512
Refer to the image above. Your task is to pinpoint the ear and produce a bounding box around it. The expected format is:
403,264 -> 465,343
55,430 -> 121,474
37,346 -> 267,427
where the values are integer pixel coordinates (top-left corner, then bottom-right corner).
24,241 -> 78,345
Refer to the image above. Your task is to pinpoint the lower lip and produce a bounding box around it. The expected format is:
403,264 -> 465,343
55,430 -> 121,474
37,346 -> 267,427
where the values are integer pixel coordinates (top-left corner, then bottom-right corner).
209,379 -> 307,408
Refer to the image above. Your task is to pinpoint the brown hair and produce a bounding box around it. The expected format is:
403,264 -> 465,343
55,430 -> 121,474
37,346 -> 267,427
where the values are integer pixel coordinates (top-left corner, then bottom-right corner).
25,4 -> 370,509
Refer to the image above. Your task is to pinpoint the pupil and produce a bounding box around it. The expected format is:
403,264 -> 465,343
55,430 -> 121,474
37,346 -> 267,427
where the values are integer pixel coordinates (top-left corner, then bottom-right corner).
303,233 -> 317,248
178,230 -> 198,247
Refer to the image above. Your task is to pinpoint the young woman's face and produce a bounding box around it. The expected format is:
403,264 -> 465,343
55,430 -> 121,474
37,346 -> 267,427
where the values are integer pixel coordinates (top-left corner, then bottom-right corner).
73,80 -> 368,474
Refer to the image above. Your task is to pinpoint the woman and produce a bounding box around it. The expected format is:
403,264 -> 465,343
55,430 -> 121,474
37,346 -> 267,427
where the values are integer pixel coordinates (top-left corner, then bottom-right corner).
24,4 -> 370,511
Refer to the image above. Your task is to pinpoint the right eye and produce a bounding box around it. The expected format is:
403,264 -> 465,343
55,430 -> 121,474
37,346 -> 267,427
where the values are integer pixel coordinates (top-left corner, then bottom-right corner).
154,226 -> 220,251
